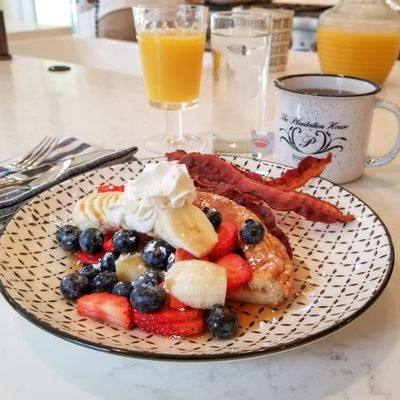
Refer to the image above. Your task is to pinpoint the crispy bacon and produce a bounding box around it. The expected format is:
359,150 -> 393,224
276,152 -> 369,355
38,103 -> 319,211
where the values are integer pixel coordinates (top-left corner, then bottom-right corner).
267,153 -> 333,190
166,151 -> 354,224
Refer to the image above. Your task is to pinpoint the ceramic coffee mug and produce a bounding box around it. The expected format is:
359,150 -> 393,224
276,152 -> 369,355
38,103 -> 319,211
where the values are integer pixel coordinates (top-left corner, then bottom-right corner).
273,74 -> 400,184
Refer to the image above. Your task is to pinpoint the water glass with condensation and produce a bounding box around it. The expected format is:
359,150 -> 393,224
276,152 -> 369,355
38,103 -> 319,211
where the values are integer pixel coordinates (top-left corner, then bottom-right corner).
210,11 -> 271,155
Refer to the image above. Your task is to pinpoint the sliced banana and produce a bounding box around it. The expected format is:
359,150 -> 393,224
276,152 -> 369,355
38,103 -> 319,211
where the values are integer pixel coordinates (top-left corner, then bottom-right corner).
72,192 -> 124,232
153,203 -> 218,258
72,198 -> 94,231
102,192 -> 124,229
165,260 -> 227,309
115,253 -> 148,283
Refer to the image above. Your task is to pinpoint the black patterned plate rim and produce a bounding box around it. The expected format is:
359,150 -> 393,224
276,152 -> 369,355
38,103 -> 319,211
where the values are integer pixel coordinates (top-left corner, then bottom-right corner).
0,156 -> 395,361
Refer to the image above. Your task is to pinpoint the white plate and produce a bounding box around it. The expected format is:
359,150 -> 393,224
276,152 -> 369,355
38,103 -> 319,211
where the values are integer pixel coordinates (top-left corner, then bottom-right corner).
0,157 -> 394,361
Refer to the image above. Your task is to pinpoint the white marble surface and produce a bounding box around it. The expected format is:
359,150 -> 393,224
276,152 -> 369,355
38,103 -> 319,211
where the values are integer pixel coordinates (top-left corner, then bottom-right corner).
0,51 -> 400,399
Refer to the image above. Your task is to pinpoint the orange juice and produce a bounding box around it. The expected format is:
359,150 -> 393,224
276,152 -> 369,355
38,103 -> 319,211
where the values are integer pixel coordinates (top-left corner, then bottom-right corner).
317,27 -> 400,84
137,29 -> 206,108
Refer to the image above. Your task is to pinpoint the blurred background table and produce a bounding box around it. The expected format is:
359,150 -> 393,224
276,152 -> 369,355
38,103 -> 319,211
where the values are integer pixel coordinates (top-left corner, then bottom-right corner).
0,50 -> 399,400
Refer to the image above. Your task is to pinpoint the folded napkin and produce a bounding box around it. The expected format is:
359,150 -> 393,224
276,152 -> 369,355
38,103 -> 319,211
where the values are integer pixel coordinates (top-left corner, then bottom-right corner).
0,137 -> 138,232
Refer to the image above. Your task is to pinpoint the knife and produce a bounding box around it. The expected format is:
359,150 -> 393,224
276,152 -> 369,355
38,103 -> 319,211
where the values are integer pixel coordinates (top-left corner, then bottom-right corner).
0,161 -> 70,196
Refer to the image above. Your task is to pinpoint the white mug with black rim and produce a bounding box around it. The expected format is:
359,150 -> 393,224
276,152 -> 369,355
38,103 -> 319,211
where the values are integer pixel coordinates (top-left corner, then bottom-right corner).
273,74 -> 400,184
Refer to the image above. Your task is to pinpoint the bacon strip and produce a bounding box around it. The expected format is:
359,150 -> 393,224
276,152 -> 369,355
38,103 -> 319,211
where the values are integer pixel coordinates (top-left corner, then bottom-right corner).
167,152 -> 354,224
267,153 -> 333,190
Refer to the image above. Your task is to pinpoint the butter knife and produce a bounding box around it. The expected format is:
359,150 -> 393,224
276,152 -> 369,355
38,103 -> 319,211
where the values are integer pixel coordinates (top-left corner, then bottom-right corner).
0,161 -> 70,196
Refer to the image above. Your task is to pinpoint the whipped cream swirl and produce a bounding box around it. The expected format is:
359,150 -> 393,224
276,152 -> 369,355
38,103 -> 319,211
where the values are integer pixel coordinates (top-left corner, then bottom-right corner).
112,161 -> 196,233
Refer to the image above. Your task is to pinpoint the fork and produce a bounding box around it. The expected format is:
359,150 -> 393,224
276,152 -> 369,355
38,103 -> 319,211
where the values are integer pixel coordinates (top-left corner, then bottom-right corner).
0,137 -> 59,179
3,137 -> 59,171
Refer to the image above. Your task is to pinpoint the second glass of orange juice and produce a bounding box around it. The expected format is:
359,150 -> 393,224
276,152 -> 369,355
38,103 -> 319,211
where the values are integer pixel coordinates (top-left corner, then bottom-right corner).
316,0 -> 400,85
134,5 -> 208,153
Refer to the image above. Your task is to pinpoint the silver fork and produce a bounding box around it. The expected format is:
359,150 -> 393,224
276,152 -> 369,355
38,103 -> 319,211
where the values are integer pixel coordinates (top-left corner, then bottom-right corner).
6,137 -> 59,170
0,137 -> 59,176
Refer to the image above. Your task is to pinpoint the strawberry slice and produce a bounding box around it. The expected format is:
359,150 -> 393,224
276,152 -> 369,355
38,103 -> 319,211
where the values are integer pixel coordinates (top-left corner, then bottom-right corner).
97,184 -> 124,193
175,248 -> 209,262
132,306 -> 204,337
102,232 -> 116,252
214,253 -> 252,294
103,238 -> 114,252
207,220 -> 238,260
77,292 -> 133,330
132,307 -> 203,324
175,248 -> 195,261
168,293 -> 188,310
75,249 -> 106,264
136,319 -> 204,337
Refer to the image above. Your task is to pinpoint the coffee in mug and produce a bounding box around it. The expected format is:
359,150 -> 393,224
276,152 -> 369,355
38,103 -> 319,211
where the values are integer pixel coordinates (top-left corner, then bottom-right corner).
273,74 -> 400,184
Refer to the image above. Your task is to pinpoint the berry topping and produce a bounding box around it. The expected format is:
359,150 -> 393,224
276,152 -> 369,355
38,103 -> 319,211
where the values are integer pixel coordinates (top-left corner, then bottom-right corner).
60,272 -> 90,300
132,307 -> 204,337
112,281 -> 132,298
75,249 -> 106,264
102,232 -> 116,252
132,270 -> 164,290
90,271 -> 117,292
214,253 -> 252,294
129,285 -> 167,313
202,207 -> 222,230
175,248 -> 209,262
239,219 -> 265,244
112,230 -> 140,253
206,305 -> 239,339
99,251 -> 120,272
143,239 -> 174,270
175,248 -> 195,262
56,224 -> 81,252
77,292 -> 133,330
133,307 -> 203,325
97,184 -> 125,193
78,263 -> 100,280
168,293 -> 188,310
207,220 -> 238,260
79,228 -> 104,254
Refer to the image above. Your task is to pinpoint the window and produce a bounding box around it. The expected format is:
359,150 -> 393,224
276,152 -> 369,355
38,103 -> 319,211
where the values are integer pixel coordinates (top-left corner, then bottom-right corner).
34,0 -> 72,26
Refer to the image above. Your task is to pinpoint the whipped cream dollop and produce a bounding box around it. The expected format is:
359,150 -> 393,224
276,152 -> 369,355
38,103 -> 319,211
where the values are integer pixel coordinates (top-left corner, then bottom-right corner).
115,161 -> 196,233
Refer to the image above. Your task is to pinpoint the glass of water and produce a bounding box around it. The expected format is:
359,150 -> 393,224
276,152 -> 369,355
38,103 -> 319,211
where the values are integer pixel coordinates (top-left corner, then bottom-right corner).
210,11 -> 271,155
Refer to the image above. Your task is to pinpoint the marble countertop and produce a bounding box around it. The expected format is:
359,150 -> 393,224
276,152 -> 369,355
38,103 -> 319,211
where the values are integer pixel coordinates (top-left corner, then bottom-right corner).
0,52 -> 400,400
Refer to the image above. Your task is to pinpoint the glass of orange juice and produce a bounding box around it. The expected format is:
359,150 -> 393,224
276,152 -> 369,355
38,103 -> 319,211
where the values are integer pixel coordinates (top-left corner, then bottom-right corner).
316,0 -> 400,85
134,5 -> 208,153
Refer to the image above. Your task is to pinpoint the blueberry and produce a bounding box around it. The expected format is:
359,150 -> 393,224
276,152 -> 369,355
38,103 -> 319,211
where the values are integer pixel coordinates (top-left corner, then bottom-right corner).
132,270 -> 164,290
130,285 -> 166,312
99,251 -> 120,271
112,230 -> 140,253
79,228 -> 104,254
56,225 -> 81,252
166,252 -> 176,271
206,305 -> 239,339
56,224 -> 80,244
60,272 -> 90,300
90,271 -> 117,292
202,207 -> 222,230
239,219 -> 265,244
143,239 -> 174,270
78,263 -> 100,280
112,281 -> 132,298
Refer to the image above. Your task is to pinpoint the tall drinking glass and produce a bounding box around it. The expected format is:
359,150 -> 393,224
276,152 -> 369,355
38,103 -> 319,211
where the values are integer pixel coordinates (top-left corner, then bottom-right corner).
134,5 -> 208,154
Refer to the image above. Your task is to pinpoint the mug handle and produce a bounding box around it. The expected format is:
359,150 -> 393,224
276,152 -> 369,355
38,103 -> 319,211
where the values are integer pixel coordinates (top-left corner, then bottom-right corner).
366,99 -> 400,167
